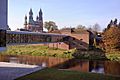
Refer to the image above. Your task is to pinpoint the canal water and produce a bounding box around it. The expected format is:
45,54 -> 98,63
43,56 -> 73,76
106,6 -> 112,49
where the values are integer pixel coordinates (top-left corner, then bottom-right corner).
0,55 -> 120,76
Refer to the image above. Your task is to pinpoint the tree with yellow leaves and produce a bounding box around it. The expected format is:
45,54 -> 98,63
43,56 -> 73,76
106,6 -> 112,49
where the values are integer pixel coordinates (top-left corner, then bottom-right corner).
103,24 -> 120,52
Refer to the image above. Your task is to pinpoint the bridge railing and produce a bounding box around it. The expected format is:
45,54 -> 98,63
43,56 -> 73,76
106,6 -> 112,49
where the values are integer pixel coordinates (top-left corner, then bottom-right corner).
6,31 -> 68,45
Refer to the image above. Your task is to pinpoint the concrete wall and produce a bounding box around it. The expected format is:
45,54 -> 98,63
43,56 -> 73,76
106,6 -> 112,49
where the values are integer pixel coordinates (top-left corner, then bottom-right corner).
0,0 -> 8,30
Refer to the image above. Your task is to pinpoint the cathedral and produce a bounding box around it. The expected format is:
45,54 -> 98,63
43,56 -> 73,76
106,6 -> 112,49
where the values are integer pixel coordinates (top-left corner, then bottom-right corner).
24,8 -> 43,32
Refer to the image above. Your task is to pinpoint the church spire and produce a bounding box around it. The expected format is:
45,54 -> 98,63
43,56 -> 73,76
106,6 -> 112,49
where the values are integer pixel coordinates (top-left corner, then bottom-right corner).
39,8 -> 42,15
39,8 -> 43,21
24,15 -> 27,24
36,15 -> 39,21
29,8 -> 34,24
29,8 -> 33,16
24,15 -> 27,29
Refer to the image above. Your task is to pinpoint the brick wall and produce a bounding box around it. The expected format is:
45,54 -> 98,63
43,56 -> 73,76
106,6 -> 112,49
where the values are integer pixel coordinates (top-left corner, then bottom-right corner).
43,32 -> 90,50
37,42 -> 70,50
59,29 -> 90,50
69,33 -> 89,50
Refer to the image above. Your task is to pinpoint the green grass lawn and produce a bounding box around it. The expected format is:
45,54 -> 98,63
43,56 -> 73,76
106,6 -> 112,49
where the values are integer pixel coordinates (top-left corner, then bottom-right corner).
0,45 -> 75,58
16,68 -> 120,80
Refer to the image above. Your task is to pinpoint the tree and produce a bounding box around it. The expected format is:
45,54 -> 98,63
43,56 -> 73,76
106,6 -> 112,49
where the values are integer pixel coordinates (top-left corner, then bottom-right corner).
92,23 -> 101,32
87,23 -> 101,32
87,25 -> 93,31
107,20 -> 113,30
119,22 -> 120,27
104,19 -> 120,32
103,26 -> 120,52
110,20 -> 113,25
113,18 -> 117,25
76,25 -> 86,30
44,21 -> 58,32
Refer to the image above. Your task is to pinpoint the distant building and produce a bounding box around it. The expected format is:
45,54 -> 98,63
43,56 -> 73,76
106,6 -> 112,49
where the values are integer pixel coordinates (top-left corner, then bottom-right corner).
23,9 -> 43,32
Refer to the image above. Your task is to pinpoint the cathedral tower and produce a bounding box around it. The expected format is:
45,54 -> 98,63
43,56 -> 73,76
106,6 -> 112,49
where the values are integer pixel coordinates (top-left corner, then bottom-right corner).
29,8 -> 34,24
39,9 -> 43,21
24,8 -> 43,32
24,15 -> 27,29
38,9 -> 43,32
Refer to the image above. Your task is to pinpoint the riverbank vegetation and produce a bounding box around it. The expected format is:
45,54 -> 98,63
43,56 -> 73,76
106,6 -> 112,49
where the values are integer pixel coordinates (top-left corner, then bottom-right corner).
1,45 -> 120,61
73,49 -> 107,60
16,68 -> 120,80
106,52 -> 120,61
92,19 -> 120,61
0,45 -> 75,58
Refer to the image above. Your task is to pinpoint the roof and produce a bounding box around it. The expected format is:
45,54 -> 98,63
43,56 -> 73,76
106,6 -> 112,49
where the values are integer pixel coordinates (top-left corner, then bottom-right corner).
50,28 -> 89,34
7,31 -> 68,37
72,29 -> 89,34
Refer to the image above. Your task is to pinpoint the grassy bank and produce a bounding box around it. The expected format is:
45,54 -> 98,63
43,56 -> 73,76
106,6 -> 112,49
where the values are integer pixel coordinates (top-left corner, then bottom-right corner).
0,45 -> 75,58
73,49 -> 107,60
106,52 -> 120,61
16,68 -> 120,80
1,45 -> 120,61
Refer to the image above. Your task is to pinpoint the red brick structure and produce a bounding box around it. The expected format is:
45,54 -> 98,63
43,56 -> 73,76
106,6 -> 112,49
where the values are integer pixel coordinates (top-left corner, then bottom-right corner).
50,28 -> 93,50
6,28 -> 93,50
37,42 -> 70,50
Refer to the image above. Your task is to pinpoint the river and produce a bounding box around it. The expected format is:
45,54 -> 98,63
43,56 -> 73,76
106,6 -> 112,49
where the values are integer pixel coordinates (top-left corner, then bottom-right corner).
0,55 -> 120,76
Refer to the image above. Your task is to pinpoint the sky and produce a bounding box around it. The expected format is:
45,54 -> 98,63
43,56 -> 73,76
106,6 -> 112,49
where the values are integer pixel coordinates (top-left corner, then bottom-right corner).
8,0 -> 120,31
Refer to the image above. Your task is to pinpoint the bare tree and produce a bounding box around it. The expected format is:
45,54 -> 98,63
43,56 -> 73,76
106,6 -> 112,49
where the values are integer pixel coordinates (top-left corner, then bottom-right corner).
76,24 -> 86,30
92,23 -> 101,32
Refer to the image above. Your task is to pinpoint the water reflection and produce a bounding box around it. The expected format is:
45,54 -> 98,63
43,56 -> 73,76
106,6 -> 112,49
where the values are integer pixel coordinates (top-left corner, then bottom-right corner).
89,61 -> 104,73
104,61 -> 120,75
0,55 -> 120,76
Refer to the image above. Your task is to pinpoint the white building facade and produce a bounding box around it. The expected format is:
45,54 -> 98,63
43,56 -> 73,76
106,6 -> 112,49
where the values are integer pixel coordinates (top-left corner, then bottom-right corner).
0,0 -> 7,51
0,0 -> 8,30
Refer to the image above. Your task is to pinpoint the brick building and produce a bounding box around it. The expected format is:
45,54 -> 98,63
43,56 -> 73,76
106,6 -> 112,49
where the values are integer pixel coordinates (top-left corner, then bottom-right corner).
49,28 -> 94,50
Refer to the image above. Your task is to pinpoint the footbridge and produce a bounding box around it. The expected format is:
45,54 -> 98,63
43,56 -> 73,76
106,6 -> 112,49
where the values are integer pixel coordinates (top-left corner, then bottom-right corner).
6,31 -> 68,45
0,30 -> 69,51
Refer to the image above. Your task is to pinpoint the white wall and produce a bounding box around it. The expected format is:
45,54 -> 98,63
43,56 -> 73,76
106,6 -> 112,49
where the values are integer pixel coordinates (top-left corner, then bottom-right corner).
0,0 -> 7,30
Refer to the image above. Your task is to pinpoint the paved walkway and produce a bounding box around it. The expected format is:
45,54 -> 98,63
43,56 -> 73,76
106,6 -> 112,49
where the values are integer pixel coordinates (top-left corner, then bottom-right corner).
0,62 -> 42,80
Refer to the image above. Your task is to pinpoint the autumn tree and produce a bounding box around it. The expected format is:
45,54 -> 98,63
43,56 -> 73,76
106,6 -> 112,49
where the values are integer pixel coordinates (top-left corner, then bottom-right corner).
44,21 -> 58,32
104,19 -> 119,32
113,18 -> 117,26
103,26 -> 120,52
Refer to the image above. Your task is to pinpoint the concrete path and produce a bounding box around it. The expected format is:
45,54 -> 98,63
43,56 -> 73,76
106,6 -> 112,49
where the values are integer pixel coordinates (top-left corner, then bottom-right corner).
0,62 -> 42,80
